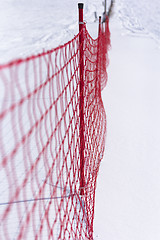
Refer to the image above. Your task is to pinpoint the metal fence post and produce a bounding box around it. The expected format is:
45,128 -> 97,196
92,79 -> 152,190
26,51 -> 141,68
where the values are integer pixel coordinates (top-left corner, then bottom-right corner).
104,0 -> 107,15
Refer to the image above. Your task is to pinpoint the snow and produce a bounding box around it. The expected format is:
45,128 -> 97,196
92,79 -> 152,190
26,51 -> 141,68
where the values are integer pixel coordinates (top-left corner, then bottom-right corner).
94,1 -> 160,239
0,0 -> 160,239
0,0 -> 104,64
117,0 -> 160,45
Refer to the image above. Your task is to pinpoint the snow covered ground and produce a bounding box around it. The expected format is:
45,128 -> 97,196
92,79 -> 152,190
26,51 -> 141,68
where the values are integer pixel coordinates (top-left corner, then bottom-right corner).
0,0 -> 160,239
94,1 -> 160,239
0,0 -> 105,64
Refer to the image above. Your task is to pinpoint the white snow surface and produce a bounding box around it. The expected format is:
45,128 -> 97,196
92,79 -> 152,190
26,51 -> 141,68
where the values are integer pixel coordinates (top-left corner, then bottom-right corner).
94,1 -> 160,240
0,0 -> 104,64
0,0 -> 160,239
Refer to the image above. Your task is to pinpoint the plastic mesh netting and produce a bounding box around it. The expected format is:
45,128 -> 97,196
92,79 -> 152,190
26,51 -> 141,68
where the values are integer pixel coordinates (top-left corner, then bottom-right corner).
0,20 -> 110,240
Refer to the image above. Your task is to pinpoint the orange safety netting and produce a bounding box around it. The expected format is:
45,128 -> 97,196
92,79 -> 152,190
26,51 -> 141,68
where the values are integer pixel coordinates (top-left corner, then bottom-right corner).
0,19 -> 110,240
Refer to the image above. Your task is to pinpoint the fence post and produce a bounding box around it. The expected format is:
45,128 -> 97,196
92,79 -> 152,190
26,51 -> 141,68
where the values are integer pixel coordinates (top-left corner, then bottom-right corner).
99,16 -> 102,31
98,16 -> 102,96
78,3 -> 85,196
104,0 -> 107,15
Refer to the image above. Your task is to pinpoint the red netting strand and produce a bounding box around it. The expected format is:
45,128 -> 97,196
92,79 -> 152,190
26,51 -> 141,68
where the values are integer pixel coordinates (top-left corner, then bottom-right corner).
0,18 -> 110,240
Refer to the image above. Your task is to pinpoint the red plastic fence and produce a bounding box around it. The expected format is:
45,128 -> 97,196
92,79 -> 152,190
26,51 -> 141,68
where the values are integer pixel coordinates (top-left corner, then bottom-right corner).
0,18 -> 110,240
